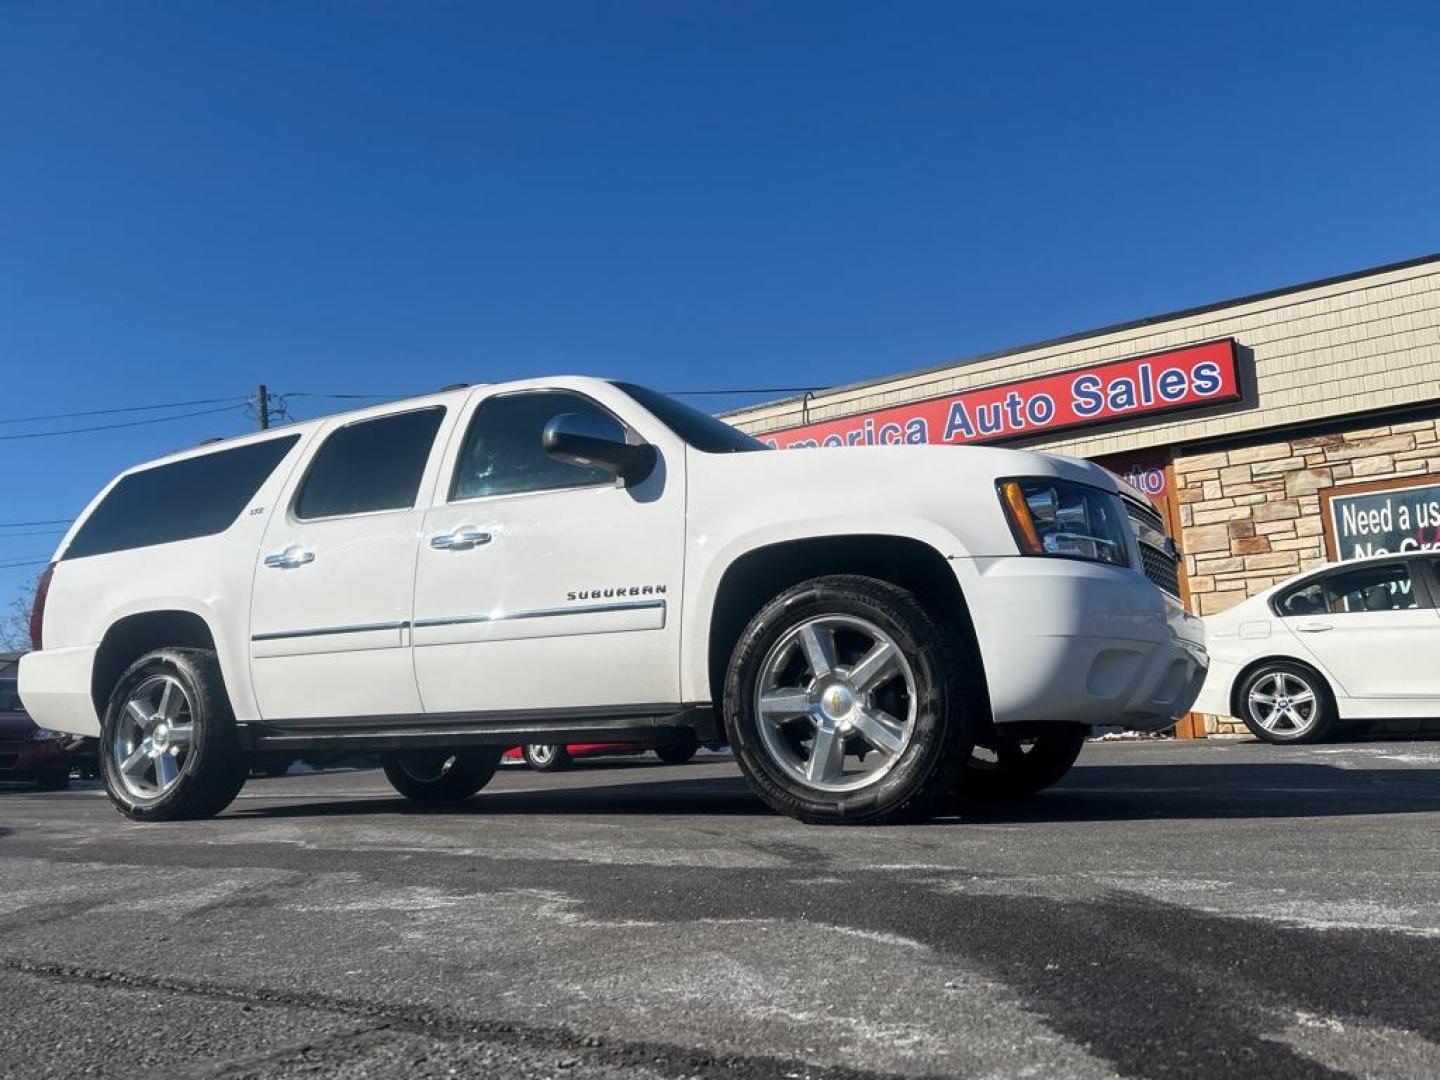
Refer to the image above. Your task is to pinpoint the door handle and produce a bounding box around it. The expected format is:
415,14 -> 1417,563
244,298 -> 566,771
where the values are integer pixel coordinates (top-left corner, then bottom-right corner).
430,528 -> 492,551
1294,621 -> 1333,633
263,545 -> 315,570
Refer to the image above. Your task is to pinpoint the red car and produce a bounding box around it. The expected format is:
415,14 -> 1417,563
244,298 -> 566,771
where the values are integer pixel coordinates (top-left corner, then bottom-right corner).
0,652 -> 70,789
504,741 -> 699,772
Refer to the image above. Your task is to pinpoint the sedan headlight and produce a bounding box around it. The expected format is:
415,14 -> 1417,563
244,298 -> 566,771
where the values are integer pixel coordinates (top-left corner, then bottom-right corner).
997,478 -> 1131,567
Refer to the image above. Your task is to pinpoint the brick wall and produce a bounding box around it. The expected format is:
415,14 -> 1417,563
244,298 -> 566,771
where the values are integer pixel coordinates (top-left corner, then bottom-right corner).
1175,417 -> 1440,732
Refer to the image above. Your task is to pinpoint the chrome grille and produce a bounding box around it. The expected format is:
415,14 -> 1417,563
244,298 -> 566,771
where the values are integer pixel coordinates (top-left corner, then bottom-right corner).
1123,497 -> 1183,599
1126,497 -> 1166,533
1139,542 -> 1182,597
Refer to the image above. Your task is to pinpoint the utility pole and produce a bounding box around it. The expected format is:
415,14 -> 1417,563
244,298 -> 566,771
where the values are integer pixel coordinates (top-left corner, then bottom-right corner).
257,385 -> 270,430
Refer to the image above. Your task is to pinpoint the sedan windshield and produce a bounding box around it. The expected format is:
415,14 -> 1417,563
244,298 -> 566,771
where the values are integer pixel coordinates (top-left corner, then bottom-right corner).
612,382 -> 770,454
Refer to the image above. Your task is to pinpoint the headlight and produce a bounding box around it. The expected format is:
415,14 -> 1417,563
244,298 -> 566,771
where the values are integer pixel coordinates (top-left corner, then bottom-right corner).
997,478 -> 1131,567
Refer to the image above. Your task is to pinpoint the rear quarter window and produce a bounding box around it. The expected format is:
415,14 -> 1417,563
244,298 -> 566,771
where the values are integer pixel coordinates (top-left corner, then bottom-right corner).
64,435 -> 300,560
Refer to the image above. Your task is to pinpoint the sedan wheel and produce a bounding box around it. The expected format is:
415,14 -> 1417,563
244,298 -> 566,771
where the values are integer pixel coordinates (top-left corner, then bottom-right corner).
523,744 -> 573,772
1239,663 -> 1334,744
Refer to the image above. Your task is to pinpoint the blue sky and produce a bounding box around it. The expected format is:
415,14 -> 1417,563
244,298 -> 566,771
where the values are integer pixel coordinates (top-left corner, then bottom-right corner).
4,1 -> 1440,614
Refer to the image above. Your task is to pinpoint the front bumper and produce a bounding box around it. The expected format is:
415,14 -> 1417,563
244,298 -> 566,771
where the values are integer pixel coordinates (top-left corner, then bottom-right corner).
954,556 -> 1208,733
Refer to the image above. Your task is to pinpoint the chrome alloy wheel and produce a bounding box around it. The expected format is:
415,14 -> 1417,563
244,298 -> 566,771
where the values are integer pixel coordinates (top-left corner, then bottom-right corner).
753,615 -> 918,793
1247,670 -> 1319,734
112,674 -> 196,800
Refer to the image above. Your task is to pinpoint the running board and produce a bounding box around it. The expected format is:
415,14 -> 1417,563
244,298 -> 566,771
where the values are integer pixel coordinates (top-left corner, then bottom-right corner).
239,704 -> 719,753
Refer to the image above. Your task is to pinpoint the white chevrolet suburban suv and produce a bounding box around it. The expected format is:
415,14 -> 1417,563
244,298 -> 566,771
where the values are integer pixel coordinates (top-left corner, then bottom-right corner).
19,377 -> 1206,824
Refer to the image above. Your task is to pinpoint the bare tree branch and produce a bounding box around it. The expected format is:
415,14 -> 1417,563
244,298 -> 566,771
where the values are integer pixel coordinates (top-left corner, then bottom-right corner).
1,584 -> 35,653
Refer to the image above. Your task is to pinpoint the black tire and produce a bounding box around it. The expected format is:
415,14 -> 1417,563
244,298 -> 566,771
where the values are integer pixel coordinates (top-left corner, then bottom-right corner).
522,744 -> 573,772
724,575 -> 975,825
654,744 -> 698,766
1237,661 -> 1336,744
382,749 -> 502,803
961,726 -> 1089,801
99,648 -> 247,822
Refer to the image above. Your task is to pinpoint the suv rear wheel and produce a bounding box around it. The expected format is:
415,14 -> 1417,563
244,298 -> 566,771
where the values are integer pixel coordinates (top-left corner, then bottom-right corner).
99,648 -> 247,821
724,575 -> 974,825
382,749 -> 502,803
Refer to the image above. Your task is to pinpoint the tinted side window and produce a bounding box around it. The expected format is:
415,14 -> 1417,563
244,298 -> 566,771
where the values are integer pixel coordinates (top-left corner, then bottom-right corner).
1275,579 -> 1326,617
0,680 -> 21,712
1324,562 -> 1417,613
612,382 -> 768,453
295,408 -> 445,520
451,392 -> 619,501
65,435 -> 300,560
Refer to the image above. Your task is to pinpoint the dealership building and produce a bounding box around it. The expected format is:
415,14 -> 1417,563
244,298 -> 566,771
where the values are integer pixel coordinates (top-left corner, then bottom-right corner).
726,254 -> 1440,736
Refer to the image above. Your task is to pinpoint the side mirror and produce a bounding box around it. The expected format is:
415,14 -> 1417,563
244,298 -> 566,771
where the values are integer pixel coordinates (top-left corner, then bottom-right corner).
542,413 -> 656,485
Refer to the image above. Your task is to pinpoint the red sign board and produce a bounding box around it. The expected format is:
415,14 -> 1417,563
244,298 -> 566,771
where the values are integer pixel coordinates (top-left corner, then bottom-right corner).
760,339 -> 1242,449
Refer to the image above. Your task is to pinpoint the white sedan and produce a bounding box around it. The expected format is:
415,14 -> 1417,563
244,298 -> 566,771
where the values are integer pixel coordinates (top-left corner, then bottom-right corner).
1194,551 -> 1440,742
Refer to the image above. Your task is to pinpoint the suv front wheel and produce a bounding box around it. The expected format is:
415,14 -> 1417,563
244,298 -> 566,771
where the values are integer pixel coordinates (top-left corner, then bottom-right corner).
100,648 -> 247,821
725,575 -> 974,825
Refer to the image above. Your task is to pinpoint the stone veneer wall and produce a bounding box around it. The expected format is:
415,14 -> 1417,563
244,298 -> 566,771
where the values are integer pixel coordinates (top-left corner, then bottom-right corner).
1175,415 -> 1440,732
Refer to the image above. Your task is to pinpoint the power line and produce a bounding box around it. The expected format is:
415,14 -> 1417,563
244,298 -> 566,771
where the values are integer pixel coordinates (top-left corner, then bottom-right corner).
0,557 -> 50,570
0,384 -> 816,445
0,395 -> 248,427
665,386 -> 827,396
0,403 -> 248,441
0,528 -> 67,538
281,391 -> 403,400
282,386 -> 830,400
0,519 -> 71,528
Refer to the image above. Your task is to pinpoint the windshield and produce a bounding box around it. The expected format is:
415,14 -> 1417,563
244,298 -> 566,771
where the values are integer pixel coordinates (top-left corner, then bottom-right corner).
612,382 -> 770,454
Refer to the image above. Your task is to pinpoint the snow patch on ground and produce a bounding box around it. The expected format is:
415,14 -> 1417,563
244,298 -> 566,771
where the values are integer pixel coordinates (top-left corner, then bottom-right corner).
1268,1010 -> 1440,1076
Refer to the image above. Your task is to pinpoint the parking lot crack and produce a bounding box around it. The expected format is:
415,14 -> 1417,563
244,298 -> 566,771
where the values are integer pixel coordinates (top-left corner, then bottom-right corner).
0,954 -> 951,1080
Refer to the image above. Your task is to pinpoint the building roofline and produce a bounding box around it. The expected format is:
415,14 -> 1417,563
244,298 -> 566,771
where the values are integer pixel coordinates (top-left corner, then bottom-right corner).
724,250 -> 1440,420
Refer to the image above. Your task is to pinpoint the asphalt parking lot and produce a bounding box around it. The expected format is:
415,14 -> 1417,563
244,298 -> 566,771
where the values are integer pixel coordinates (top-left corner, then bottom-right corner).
4,739 -> 1440,1080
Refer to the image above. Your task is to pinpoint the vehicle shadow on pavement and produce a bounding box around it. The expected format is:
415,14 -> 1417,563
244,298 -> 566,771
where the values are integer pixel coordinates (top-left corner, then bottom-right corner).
231,775 -> 769,819
227,760 -> 1440,822
963,761 -> 1440,823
